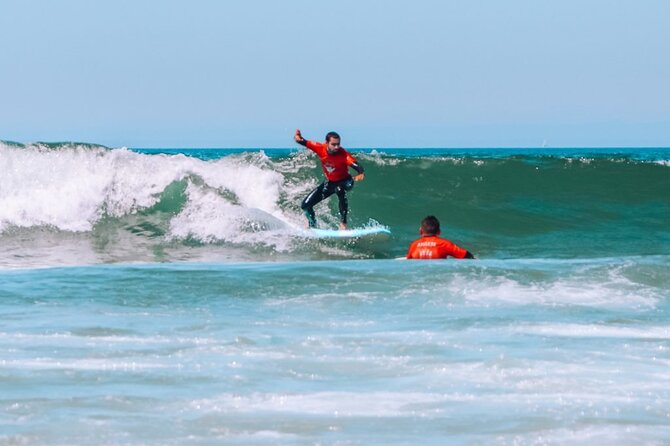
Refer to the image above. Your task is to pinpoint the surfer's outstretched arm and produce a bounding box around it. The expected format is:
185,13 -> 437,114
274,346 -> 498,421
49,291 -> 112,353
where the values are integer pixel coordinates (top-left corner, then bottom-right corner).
294,129 -> 307,146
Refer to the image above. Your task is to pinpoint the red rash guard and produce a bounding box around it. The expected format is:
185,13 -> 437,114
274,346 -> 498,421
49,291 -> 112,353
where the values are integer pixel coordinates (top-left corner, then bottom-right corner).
406,235 -> 469,259
305,141 -> 360,182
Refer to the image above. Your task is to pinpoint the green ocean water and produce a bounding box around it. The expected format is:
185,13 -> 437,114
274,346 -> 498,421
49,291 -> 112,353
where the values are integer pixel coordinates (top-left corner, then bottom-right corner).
1,142 -> 669,445
1,143 -> 668,265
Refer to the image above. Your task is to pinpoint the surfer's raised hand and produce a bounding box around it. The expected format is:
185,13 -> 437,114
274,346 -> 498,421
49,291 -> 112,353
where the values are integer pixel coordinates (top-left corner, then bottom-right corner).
353,173 -> 365,182
294,129 -> 305,143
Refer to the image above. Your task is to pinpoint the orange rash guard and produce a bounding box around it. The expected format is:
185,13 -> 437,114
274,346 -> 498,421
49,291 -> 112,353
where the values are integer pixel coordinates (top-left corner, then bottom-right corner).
305,140 -> 361,182
406,235 -> 469,259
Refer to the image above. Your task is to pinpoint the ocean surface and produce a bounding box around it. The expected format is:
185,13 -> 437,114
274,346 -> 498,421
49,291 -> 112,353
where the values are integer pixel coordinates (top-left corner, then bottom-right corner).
1,142 -> 669,445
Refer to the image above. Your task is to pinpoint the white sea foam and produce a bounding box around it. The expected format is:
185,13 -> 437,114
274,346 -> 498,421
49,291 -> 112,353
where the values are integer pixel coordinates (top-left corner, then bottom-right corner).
438,269 -> 660,309
0,144 -> 300,245
0,331 -> 215,345
167,182 -> 297,249
0,144 -> 186,231
357,150 -> 403,166
188,391 -> 455,417
512,323 -> 670,339
490,425 -> 670,446
0,358 -> 169,371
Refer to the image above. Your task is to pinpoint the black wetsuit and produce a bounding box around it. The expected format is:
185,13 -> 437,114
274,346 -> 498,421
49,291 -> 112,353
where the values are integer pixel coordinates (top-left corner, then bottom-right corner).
296,139 -> 364,227
301,176 -> 356,227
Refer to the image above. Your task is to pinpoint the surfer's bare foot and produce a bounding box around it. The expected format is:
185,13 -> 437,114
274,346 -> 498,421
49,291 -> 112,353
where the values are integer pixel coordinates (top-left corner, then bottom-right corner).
339,223 -> 347,230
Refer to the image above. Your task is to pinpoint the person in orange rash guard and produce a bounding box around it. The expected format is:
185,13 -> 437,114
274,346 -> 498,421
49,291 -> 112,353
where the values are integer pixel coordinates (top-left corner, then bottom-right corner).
294,129 -> 365,229
407,215 -> 475,259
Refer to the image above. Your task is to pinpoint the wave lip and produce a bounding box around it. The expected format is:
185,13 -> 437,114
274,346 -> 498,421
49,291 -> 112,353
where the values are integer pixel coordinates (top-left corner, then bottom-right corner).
0,143 -> 291,236
1,143 -> 182,232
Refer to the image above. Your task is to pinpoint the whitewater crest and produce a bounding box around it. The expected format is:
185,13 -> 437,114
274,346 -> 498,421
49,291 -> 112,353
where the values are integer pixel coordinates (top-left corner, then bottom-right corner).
0,143 -> 300,244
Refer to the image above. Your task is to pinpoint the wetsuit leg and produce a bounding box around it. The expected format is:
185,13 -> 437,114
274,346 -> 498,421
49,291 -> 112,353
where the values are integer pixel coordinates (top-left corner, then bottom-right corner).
335,177 -> 355,225
336,188 -> 348,224
301,181 -> 337,227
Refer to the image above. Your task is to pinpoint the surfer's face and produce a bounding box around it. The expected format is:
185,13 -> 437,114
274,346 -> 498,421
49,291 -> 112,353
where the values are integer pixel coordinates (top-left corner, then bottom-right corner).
327,138 -> 341,154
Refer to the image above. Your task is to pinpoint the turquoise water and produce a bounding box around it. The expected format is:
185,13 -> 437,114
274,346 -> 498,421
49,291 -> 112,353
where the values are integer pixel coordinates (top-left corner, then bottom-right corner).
1,142 -> 669,444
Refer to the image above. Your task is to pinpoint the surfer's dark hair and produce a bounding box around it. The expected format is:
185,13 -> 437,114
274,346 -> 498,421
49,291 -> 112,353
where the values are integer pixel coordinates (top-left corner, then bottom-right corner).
421,215 -> 441,235
325,131 -> 340,142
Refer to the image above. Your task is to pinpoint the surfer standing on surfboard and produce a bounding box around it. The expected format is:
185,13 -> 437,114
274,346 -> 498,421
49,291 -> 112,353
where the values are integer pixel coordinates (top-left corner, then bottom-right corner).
294,129 -> 365,230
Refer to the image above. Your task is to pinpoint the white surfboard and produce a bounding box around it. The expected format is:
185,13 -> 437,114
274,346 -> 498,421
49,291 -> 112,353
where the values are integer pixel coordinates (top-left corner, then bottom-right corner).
308,227 -> 391,240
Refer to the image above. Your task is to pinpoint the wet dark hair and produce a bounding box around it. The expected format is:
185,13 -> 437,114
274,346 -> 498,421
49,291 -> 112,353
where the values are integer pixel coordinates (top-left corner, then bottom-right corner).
421,215 -> 441,235
325,131 -> 340,142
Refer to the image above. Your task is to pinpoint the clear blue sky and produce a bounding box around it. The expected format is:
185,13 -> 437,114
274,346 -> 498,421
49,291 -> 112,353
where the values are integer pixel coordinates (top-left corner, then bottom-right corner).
1,0 -> 669,148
